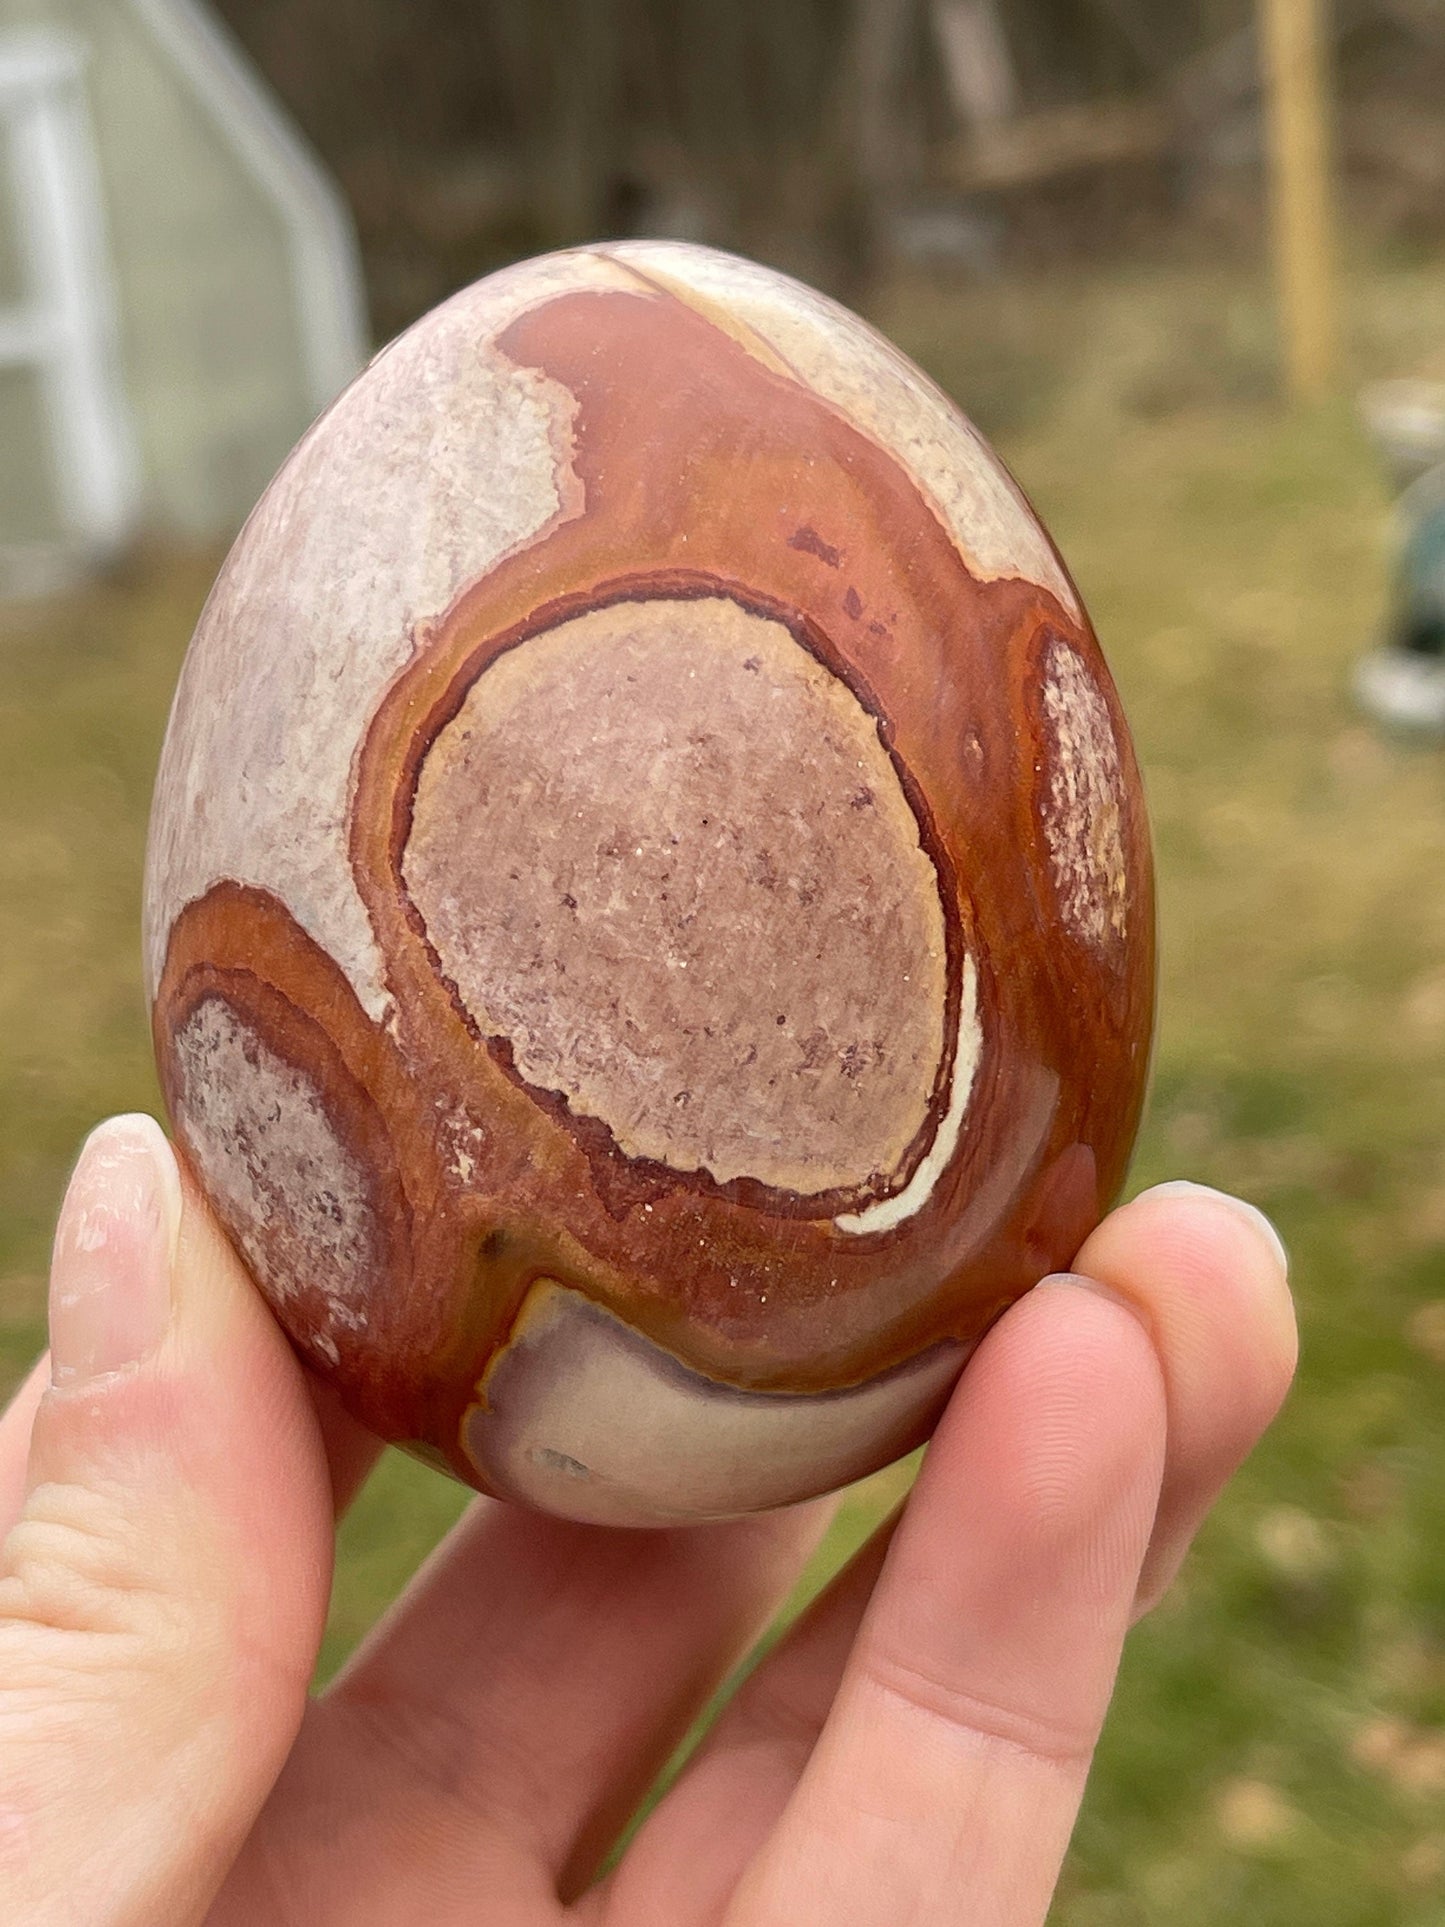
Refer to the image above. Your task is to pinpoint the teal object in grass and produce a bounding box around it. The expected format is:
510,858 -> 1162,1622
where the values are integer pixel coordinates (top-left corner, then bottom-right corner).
1355,464 -> 1445,733
1395,482 -> 1445,657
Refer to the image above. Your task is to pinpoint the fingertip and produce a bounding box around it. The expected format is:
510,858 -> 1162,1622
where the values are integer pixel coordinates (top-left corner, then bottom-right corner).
926,1270 -> 1168,1544
1069,1181 -> 1299,1620
1077,1180 -> 1298,1395
854,1267 -> 1169,1779
1133,1180 -> 1290,1284
48,1116 -> 180,1388
1030,1266 -> 1158,1337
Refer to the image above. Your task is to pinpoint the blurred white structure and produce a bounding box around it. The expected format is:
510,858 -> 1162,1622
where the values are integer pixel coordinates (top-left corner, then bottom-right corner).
0,0 -> 367,591
0,31 -> 136,577
1359,379 -> 1445,495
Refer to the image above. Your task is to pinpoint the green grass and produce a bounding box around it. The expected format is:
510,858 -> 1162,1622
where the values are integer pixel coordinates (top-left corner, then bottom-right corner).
7,247 -> 1445,1919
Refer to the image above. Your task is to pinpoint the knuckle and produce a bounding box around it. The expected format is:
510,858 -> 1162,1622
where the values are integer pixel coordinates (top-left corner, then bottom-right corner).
0,1478 -> 192,1650
860,1644 -> 1098,1773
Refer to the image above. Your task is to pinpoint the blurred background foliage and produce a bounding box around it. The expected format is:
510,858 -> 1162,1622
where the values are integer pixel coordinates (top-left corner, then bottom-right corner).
211,0 -> 1445,336
5,2 -> 1445,1921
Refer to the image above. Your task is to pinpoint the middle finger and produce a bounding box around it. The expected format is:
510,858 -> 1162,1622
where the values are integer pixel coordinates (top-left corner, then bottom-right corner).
228,1492 -> 833,1922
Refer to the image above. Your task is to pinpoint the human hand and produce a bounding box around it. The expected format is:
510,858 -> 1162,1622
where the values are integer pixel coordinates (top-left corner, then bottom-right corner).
0,1116 -> 1295,1926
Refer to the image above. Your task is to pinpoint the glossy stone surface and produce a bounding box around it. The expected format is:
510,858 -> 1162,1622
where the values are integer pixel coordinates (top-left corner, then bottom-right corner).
144,243 -> 1155,1525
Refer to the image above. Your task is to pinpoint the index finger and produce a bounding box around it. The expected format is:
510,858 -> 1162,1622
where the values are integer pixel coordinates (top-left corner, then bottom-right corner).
723,1277 -> 1166,1927
1075,1181 -> 1296,1613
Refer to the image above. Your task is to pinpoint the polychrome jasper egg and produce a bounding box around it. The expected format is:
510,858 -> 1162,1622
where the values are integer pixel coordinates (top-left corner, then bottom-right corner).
143,242 -> 1154,1526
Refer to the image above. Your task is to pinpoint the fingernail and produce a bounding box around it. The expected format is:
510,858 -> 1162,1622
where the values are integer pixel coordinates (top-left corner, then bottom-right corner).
1140,1180 -> 1289,1279
1033,1270 -> 1155,1334
49,1116 -> 182,1386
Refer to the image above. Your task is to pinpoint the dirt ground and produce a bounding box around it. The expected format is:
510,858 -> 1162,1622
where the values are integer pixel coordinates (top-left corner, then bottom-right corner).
4,244 -> 1445,1921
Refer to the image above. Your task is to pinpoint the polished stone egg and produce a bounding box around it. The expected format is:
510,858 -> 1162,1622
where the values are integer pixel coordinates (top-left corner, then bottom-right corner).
144,243 -> 1154,1525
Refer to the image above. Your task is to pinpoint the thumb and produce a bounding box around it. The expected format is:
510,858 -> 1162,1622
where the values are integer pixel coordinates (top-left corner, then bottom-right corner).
0,1116 -> 335,1927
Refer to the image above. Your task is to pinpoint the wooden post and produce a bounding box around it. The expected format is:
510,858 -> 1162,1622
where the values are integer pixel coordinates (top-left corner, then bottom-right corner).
1259,0 -> 1339,402
932,0 -> 1018,139
848,0 -> 917,278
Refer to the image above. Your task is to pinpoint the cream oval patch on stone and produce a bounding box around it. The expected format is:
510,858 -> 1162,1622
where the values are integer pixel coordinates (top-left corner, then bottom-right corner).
402,594 -> 951,1198
1039,639 -> 1128,953
170,996 -> 380,1349
463,1279 -> 967,1525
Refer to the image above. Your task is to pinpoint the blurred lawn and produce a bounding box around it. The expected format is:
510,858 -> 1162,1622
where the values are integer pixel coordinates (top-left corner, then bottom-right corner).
6,250 -> 1445,1921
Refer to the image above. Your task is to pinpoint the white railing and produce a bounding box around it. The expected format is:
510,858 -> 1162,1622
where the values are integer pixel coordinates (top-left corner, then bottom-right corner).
0,29 -> 139,556
129,0 -> 367,414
